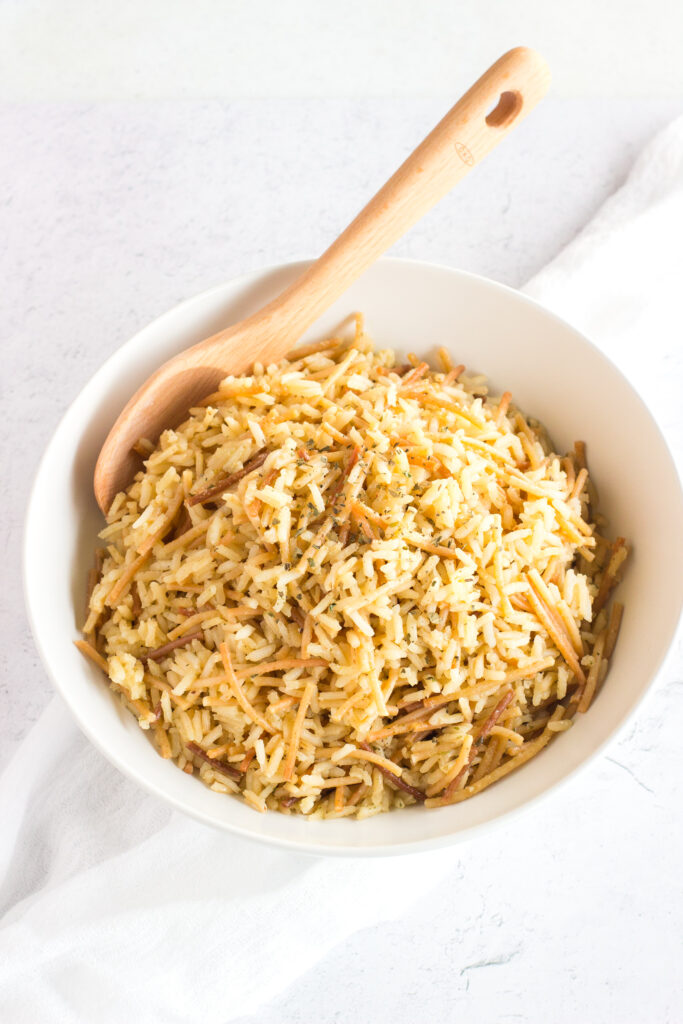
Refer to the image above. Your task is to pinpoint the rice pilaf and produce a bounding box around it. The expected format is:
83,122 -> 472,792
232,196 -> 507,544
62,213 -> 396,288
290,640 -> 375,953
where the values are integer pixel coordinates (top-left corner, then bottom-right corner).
80,318 -> 627,817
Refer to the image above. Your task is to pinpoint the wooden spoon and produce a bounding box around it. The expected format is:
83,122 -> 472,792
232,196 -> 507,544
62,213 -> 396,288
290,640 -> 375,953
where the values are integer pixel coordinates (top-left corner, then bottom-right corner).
94,46 -> 550,512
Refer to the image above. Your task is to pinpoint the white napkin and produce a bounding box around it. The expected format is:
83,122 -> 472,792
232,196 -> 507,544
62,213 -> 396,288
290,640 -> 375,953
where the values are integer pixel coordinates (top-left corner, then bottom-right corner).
2,116 -> 682,1023
525,114 -> 683,469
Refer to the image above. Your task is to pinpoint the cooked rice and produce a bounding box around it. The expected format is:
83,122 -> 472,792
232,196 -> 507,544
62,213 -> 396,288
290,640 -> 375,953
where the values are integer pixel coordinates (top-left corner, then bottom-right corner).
80,317 -> 627,818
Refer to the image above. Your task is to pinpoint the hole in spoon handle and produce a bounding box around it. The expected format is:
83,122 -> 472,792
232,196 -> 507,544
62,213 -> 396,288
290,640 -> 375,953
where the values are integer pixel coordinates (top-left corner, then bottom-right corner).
485,90 -> 524,128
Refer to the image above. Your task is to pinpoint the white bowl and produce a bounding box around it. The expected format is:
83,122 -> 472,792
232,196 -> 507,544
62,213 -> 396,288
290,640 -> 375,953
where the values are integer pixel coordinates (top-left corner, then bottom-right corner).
24,258 -> 683,856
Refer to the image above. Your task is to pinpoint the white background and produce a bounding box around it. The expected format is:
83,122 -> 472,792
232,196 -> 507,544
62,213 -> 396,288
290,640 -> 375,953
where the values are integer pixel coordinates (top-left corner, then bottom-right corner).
2,3 -> 682,1022
1,0 -> 683,99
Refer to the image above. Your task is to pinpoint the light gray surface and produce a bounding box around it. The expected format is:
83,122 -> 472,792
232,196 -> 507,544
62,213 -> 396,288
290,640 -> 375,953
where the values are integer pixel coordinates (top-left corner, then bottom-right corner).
2,0 -> 682,98
2,97 -> 682,1022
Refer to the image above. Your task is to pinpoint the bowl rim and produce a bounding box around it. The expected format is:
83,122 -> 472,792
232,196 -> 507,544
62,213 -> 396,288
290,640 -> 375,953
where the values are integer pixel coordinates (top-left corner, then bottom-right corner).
23,256 -> 683,857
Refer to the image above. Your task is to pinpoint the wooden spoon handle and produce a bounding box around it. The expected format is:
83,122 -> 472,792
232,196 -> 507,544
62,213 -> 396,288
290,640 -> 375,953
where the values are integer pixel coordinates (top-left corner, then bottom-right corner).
238,46 -> 550,355
94,48 -> 550,512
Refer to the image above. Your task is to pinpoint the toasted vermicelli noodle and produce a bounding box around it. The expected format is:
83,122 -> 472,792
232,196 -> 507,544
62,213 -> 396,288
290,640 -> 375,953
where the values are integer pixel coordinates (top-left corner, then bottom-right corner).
80,319 -> 627,818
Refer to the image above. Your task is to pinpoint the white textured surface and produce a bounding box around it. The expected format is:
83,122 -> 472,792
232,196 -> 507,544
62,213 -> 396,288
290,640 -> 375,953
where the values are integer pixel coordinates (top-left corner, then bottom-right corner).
2,98 -> 682,1021
1,0 -> 683,99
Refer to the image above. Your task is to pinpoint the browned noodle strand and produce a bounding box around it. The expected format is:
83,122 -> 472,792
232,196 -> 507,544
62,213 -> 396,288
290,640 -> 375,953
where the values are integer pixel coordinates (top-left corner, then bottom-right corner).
186,741 -> 242,781
358,743 -> 425,802
436,690 -> 514,800
188,448 -> 269,506
144,631 -> 204,662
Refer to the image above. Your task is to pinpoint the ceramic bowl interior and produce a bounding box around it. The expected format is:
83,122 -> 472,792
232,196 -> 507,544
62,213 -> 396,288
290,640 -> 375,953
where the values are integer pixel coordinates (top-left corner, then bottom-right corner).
24,259 -> 683,855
